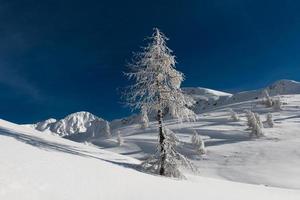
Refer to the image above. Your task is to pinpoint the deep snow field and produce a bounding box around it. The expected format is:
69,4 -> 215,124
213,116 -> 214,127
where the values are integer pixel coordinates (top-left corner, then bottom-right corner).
101,94 -> 300,190
1,92 -> 300,199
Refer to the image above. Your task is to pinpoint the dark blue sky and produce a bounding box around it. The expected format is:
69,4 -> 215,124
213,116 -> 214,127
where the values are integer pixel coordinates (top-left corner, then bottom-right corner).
1,0 -> 300,123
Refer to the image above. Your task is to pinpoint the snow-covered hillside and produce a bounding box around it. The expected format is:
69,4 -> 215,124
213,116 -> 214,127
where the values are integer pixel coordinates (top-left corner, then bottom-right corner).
183,87 -> 232,113
186,79 -> 300,113
88,94 -> 300,190
1,119 -> 299,200
11,79 -> 300,199
30,80 -> 300,132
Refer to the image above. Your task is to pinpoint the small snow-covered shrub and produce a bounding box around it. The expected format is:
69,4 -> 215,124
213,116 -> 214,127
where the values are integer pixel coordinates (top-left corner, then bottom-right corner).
140,106 -> 149,129
265,113 -> 274,128
191,131 -> 206,155
104,121 -> 111,138
273,97 -> 283,111
261,90 -> 273,107
261,90 -> 283,110
116,131 -> 124,146
142,128 -> 197,178
245,110 -> 264,138
229,109 -> 239,121
254,113 -> 263,128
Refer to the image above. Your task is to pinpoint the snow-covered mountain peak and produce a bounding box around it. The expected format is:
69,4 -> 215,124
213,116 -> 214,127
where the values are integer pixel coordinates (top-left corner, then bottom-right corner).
53,111 -> 104,136
31,111 -> 109,139
63,111 -> 102,122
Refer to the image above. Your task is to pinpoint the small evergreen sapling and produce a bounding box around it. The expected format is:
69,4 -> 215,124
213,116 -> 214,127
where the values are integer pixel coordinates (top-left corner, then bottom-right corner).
116,130 -> 124,146
191,130 -> 206,155
245,110 -> 264,138
273,97 -> 283,111
262,90 -> 273,107
140,105 -> 149,129
266,113 -> 274,128
104,121 -> 111,138
229,109 -> 239,121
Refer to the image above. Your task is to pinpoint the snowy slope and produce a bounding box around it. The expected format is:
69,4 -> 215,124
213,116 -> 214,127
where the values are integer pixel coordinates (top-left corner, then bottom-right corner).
1,119 -> 299,200
183,87 -> 232,113
30,80 -> 300,130
20,79 -> 300,192
187,79 -> 300,113
90,94 -> 300,190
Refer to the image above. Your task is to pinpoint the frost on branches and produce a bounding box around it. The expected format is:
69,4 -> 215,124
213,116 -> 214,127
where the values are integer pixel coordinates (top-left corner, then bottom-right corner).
104,121 -> 111,138
262,90 -> 273,107
273,97 -> 283,111
261,90 -> 283,110
265,113 -> 274,128
116,130 -> 124,146
191,130 -> 206,155
140,105 -> 149,129
142,128 -> 197,178
124,28 -> 196,177
229,109 -> 239,121
245,110 -> 264,138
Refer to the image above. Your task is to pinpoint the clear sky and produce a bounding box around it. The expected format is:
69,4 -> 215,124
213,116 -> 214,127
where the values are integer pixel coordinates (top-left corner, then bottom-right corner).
0,0 -> 300,123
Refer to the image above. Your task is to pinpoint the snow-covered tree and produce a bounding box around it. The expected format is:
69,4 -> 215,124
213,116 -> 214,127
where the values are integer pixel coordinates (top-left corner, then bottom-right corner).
116,130 -> 124,146
104,121 -> 111,138
140,105 -> 149,129
229,109 -> 239,121
245,110 -> 264,138
191,130 -> 206,155
124,28 -> 196,177
265,113 -> 274,128
254,113 -> 263,128
262,90 -> 273,107
273,97 -> 282,111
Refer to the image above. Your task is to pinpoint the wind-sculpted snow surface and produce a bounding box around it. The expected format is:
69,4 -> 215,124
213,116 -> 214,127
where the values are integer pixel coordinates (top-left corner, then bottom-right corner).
1,119 -> 299,200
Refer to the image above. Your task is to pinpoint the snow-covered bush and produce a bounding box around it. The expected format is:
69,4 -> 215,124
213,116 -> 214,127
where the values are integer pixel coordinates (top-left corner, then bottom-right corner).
191,130 -> 206,155
273,97 -> 283,111
265,113 -> 274,128
104,121 -> 111,138
262,90 -> 273,107
140,106 -> 149,129
229,109 -> 239,121
245,110 -> 264,138
142,128 -> 197,178
116,130 -> 124,146
261,90 -> 284,110
254,113 -> 263,128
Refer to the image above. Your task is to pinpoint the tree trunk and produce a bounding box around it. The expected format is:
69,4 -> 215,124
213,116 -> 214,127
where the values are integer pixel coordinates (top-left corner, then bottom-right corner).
158,109 -> 166,175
